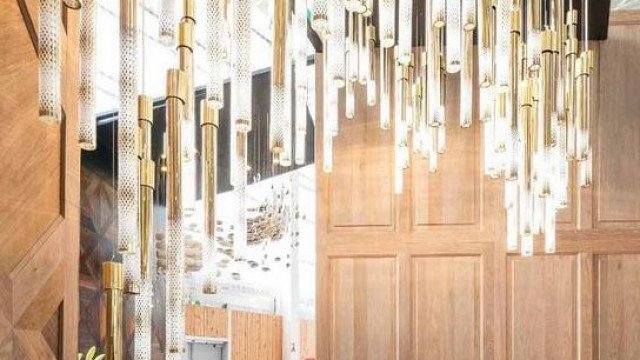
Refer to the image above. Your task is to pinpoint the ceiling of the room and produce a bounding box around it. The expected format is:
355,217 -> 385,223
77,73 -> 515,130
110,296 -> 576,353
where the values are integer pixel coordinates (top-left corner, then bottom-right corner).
611,0 -> 640,10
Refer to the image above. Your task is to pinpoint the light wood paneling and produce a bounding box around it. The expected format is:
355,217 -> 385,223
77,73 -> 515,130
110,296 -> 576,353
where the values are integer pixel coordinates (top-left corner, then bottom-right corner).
315,56 -> 395,231
508,255 -> 577,360
596,254 -> 640,359
412,66 -> 479,229
412,256 -> 481,360
0,1 -> 80,359
596,24 -> 640,227
231,310 -> 282,360
185,306 -> 228,338
300,319 -> 316,360
330,257 -> 396,360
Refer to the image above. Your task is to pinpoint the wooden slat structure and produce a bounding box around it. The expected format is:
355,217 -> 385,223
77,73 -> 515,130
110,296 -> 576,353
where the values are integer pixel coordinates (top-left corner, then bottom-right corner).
0,1 -> 80,359
316,15 -> 640,360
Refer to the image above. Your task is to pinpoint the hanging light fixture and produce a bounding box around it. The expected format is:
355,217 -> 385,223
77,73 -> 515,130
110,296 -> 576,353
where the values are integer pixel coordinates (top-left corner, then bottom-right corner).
231,0 -> 253,260
200,99 -> 219,294
159,0 -> 176,46
38,0 -> 61,124
78,0 -> 97,149
270,0 -> 293,167
312,0 -> 594,256
165,68 -> 186,359
294,0 -> 308,165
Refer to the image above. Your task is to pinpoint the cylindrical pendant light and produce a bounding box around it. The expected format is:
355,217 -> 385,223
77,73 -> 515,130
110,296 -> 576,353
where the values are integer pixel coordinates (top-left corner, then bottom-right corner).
165,68 -> 186,359
159,0 -> 176,46
103,261 -> 124,360
79,0 -> 97,149
200,99 -> 218,293
39,0 -> 61,124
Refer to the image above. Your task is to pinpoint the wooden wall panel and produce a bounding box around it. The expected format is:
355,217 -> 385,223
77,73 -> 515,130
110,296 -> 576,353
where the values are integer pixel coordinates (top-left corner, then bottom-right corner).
596,24 -> 640,227
0,1 -> 80,359
317,17 -> 640,360
231,311 -> 283,360
185,306 -> 228,338
330,257 -> 396,360
412,69 -> 479,228
300,319 -> 316,360
596,254 -> 640,359
508,256 -> 576,360
412,256 -> 480,360
315,57 -> 395,231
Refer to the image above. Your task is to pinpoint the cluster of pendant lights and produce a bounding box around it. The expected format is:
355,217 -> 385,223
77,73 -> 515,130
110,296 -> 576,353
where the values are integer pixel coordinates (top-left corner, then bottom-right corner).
38,0 -> 307,358
313,0 -> 593,256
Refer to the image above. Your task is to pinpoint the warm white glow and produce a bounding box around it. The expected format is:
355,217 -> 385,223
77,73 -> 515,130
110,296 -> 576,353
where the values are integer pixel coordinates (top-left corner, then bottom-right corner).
397,0 -> 412,64
233,0 -> 253,133
378,0 -> 396,48
206,0 -> 226,107
445,0 -> 461,73
79,0 -> 97,149
39,0 -> 61,124
159,0 -> 176,46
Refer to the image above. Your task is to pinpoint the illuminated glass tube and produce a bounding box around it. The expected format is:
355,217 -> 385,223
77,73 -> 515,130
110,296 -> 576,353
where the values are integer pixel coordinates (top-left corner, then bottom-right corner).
380,47 -> 391,129
39,0 -> 61,124
460,30 -> 473,128
445,0 -> 461,73
358,14 -> 368,84
135,278 -> 153,360
347,12 -> 358,83
271,0 -> 292,166
432,0 -> 445,28
233,132 -> 248,259
346,77 -> 355,119
233,0 -> 252,133
397,0 -> 412,64
574,53 -> 589,161
206,0 -> 225,107
544,198 -> 556,253
495,0 -> 510,88
329,0 -> 345,87
366,23 -> 376,106
118,0 -> 139,257
159,0 -> 176,46
79,0 -> 97,149
379,0 -> 395,48
294,0 -> 308,165
462,0 -> 476,30
312,0 -> 329,38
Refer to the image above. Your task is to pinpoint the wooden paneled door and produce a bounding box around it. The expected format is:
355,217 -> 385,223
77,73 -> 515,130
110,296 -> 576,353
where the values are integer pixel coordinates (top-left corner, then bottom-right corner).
316,12 -> 640,360
0,1 -> 80,359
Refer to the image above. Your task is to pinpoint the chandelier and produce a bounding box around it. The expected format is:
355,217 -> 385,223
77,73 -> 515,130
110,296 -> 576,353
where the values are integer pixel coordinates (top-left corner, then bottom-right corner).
38,0 -> 311,356
313,0 -> 594,257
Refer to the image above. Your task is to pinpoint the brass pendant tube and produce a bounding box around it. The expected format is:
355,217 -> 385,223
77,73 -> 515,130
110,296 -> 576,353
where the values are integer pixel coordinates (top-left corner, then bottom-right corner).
165,68 -> 186,355
103,261 -> 124,360
166,69 -> 186,232
178,4 -> 195,120
366,23 -> 377,106
574,54 -> 589,160
201,100 -> 219,243
565,10 -> 579,158
273,0 -> 289,88
138,96 -> 155,279
540,30 -> 558,196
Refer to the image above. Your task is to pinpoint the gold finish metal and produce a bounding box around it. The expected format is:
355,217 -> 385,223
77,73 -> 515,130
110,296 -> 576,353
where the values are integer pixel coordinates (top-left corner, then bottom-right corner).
510,10 -> 521,132
273,0 -> 290,87
138,95 -> 155,279
178,20 -> 194,121
531,0 -> 541,31
201,100 -> 219,243
103,261 -> 124,360
166,69 -> 186,222
63,0 -> 82,10
183,0 -> 196,22
520,80 -> 535,193
120,0 -> 136,31
575,54 -> 589,160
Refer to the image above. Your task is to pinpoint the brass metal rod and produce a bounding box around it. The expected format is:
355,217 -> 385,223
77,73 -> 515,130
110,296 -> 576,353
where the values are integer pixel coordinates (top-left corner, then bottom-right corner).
273,0 -> 290,87
166,69 -> 186,222
138,95 -> 154,279
200,100 -> 219,242
103,261 -> 124,360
